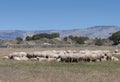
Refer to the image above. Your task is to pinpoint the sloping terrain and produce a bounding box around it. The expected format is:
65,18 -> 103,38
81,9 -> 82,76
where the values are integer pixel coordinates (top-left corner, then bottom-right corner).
0,26 -> 120,40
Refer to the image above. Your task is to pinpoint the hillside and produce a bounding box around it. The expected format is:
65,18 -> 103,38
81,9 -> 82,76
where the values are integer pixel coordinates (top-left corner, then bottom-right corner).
0,26 -> 120,40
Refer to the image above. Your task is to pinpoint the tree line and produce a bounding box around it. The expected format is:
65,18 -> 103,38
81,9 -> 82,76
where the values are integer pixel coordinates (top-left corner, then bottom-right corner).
26,33 -> 60,41
15,31 -> 120,45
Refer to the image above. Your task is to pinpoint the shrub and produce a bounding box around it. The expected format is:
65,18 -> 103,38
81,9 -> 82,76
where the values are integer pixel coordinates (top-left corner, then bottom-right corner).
95,38 -> 104,46
16,37 -> 23,44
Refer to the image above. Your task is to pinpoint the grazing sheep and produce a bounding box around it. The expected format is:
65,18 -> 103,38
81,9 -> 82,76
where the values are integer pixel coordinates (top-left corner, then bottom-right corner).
5,50 -> 119,63
9,52 -> 27,58
101,56 -> 107,61
27,52 -> 34,58
56,58 -> 61,62
33,51 -> 42,57
103,50 -> 112,60
18,52 -> 27,57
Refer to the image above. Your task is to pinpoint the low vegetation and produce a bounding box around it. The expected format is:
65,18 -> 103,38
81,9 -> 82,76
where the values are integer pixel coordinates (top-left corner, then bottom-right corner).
64,35 -> 89,44
16,37 -> 23,44
0,60 -> 120,82
94,38 -> 104,46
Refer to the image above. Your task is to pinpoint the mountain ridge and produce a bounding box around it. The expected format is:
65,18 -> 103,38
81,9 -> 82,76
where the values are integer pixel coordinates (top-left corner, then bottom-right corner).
0,26 -> 120,40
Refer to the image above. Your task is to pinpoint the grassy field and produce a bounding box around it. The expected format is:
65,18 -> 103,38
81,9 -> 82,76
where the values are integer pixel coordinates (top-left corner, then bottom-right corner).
0,46 -> 120,82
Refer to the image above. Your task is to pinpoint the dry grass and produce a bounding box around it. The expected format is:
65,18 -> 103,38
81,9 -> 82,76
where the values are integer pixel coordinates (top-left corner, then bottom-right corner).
0,46 -> 118,57
0,61 -> 120,82
0,46 -> 120,82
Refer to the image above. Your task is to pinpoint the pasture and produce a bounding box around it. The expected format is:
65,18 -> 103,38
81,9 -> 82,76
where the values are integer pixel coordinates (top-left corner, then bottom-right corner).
0,46 -> 120,82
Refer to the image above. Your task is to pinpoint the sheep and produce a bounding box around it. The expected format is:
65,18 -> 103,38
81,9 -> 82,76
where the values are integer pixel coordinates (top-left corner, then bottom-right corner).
9,52 -> 19,59
101,56 -> 107,61
3,56 -> 9,60
111,56 -> 119,61
27,52 -> 34,58
20,57 -> 29,61
8,52 -> 26,59
114,49 -> 119,53
103,50 -> 112,60
6,50 -> 119,63
71,53 -> 80,62
33,51 -> 42,57
58,53 -> 67,62
18,52 -> 27,57
47,58 -> 57,62
30,58 -> 38,61
50,53 -> 59,58
13,57 -> 21,61
37,57 -> 48,62
56,58 -> 61,62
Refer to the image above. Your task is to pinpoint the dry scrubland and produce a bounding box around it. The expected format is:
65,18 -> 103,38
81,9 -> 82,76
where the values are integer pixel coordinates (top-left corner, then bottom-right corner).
0,46 -> 120,82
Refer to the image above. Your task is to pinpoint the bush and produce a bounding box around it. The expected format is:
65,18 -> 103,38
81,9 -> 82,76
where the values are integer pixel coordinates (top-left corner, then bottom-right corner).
16,37 -> 23,44
95,38 -> 104,46
65,35 -> 89,44
63,37 -> 68,41
26,36 -> 32,41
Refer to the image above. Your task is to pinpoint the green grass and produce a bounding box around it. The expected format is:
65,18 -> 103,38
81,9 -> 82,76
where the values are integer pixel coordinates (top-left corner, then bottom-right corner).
0,60 -> 120,82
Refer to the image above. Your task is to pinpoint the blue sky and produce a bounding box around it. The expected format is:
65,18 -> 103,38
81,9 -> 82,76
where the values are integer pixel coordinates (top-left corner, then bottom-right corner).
0,0 -> 120,30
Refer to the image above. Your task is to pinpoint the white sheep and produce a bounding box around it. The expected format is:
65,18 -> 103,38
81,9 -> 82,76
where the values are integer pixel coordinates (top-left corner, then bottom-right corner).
3,56 -> 9,60
111,56 -> 119,61
37,57 -> 48,62
13,57 -> 21,61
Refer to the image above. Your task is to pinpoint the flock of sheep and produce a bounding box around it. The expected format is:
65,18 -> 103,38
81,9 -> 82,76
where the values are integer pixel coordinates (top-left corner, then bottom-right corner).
3,49 -> 119,62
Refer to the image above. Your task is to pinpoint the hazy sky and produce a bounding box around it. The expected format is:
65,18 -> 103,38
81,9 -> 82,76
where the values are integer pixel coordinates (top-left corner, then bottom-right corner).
0,0 -> 120,30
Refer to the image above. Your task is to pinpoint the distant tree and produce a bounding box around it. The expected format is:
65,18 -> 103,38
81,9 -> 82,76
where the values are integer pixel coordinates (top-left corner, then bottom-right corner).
26,36 -> 32,41
65,35 -> 89,44
63,37 -> 68,41
25,33 -> 60,41
109,31 -> 120,45
0,39 -> 4,45
95,38 -> 104,46
68,35 -> 74,40
50,33 -> 60,39
74,36 -> 89,44
16,37 -> 23,44
75,37 -> 85,44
